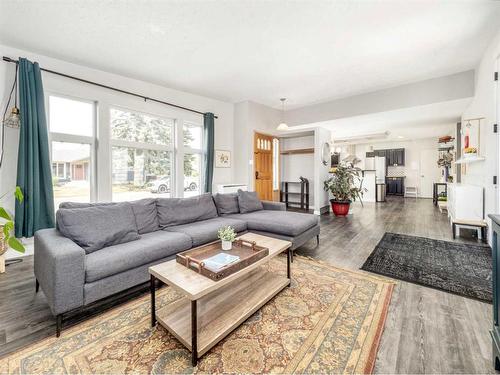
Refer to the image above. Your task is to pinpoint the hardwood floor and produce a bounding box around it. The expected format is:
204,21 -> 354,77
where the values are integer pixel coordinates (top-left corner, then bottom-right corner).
0,196 -> 492,373
298,196 -> 492,374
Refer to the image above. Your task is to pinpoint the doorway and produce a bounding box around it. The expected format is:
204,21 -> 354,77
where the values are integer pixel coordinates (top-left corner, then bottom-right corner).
419,148 -> 440,198
254,132 -> 277,201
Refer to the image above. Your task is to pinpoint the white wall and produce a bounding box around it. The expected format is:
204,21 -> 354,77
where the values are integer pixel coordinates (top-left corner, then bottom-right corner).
0,44 -> 235,215
354,137 -> 445,197
233,101 -> 281,190
461,27 -> 500,228
314,127 -> 331,214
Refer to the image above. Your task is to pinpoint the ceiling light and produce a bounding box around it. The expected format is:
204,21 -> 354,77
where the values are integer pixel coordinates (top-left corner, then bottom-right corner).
276,98 -> 289,131
397,135 -> 405,139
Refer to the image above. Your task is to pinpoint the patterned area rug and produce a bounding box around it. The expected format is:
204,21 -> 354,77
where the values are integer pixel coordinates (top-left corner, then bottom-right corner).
361,232 -> 492,303
0,256 -> 394,374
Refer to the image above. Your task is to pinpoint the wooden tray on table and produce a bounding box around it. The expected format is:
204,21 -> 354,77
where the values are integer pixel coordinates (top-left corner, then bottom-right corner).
176,238 -> 269,281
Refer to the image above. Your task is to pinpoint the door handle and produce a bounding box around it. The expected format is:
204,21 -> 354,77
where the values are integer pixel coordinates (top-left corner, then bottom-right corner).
255,171 -> 259,179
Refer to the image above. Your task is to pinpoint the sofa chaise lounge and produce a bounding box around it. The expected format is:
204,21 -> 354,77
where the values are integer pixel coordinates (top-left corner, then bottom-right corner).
34,191 -> 320,336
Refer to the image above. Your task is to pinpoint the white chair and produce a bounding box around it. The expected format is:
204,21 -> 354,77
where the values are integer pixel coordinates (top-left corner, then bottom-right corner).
405,186 -> 418,199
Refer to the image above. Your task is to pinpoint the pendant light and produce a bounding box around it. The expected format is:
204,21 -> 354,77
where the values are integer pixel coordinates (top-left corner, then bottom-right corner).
276,98 -> 289,131
3,63 -> 20,129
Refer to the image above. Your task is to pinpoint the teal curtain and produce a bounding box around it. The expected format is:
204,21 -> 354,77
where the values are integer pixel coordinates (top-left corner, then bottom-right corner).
15,58 -> 55,237
203,112 -> 215,193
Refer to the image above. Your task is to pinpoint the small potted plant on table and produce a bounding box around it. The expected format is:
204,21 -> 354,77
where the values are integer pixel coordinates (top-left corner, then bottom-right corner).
218,226 -> 237,251
324,163 -> 365,217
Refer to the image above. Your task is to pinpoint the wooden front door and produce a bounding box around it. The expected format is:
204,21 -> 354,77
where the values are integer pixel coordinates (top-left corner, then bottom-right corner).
254,132 -> 275,201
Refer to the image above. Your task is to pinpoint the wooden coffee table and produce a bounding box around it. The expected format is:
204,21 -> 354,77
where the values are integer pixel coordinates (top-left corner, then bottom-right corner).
149,232 -> 292,366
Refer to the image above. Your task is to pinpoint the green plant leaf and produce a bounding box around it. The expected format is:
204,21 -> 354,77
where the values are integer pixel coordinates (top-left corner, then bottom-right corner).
3,221 -> 13,238
0,207 -> 12,221
15,186 -> 24,203
8,237 -> 25,253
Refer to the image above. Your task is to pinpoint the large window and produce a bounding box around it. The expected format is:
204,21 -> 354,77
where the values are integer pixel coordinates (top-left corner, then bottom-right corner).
48,95 -> 95,209
183,122 -> 203,197
48,94 -> 205,205
110,108 -> 174,201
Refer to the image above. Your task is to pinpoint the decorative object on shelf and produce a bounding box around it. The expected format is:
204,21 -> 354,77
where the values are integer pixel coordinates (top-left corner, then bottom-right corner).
218,225 -> 237,250
455,117 -> 484,165
321,142 -> 331,166
324,163 -> 366,216
215,150 -> 231,168
0,186 -> 25,273
276,98 -> 289,131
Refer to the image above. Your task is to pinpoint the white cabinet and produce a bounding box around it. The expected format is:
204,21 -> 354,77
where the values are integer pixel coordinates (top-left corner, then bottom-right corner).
447,183 -> 484,222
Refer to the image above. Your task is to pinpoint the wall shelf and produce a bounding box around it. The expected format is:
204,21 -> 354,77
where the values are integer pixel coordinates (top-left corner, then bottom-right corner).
280,148 -> 314,155
455,155 -> 486,164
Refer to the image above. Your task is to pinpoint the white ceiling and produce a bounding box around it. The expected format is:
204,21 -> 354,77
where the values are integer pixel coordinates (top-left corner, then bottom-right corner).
0,1 -> 499,108
287,98 -> 469,142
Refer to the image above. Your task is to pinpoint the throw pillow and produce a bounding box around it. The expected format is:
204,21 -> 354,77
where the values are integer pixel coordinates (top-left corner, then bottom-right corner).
56,202 -> 140,253
237,189 -> 263,213
213,193 -> 240,215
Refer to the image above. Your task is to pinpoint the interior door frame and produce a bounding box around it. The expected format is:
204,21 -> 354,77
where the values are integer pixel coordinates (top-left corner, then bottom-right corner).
253,131 -> 279,201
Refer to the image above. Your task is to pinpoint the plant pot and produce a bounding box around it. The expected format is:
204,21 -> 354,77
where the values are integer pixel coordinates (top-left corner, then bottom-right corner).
331,200 -> 351,217
221,240 -> 233,251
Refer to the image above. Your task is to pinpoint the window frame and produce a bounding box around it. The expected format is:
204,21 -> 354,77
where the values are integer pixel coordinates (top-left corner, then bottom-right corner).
181,121 -> 204,197
47,93 -> 98,203
109,105 -> 176,199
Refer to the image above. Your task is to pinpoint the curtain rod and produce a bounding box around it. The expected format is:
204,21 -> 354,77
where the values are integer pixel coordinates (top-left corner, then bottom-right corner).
2,56 -> 218,119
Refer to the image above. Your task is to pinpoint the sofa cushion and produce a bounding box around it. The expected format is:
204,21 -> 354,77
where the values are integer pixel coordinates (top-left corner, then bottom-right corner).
157,193 -> 218,228
59,201 -> 116,209
129,198 -> 160,234
60,199 -> 160,235
56,202 -> 140,254
85,231 -> 192,282
164,217 -> 247,247
227,210 -> 318,237
237,190 -> 263,213
213,193 -> 240,215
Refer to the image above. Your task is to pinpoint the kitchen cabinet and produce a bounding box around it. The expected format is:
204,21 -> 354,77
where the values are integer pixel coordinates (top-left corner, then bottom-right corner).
375,148 -> 405,166
386,177 -> 405,196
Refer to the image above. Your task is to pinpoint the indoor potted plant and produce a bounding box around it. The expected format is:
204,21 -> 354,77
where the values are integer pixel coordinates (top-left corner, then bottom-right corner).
0,186 -> 25,272
323,163 -> 365,217
218,226 -> 237,250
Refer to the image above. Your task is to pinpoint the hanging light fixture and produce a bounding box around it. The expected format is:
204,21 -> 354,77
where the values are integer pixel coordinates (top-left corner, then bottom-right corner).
2,63 -> 20,129
276,98 -> 289,131
0,63 -> 20,168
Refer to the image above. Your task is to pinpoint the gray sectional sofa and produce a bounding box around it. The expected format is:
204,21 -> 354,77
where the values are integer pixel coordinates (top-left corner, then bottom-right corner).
34,191 -> 319,336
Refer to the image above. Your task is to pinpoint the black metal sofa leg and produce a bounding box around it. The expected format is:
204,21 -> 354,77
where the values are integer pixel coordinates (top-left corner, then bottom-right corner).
35,279 -> 39,293
56,315 -> 62,337
316,235 -> 320,246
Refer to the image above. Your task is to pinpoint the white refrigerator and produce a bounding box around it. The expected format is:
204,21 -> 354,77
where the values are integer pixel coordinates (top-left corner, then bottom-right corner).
375,156 -> 386,183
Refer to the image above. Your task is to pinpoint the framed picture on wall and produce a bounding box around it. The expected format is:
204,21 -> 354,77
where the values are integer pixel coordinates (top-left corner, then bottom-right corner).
215,150 -> 231,168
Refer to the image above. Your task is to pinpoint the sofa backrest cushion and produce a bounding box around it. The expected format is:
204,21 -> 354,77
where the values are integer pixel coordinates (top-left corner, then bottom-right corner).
213,193 -> 240,215
59,202 -> 116,209
237,189 -> 264,213
59,199 -> 160,235
129,198 -> 160,234
157,193 -> 218,227
56,202 -> 140,253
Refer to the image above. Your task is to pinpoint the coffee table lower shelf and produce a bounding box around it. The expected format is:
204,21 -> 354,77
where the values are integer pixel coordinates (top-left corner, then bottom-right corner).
154,267 -> 289,364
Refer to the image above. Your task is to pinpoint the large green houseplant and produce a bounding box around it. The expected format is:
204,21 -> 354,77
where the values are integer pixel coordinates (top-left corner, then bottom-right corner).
0,186 -> 25,272
324,163 -> 365,216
